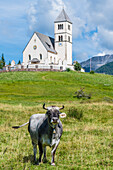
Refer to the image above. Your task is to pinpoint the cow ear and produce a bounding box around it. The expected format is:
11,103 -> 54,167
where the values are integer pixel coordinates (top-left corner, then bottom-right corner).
59,112 -> 66,118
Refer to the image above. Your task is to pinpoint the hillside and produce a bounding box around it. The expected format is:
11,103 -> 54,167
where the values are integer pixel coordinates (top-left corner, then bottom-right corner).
0,71 -> 113,169
80,54 -> 113,72
95,61 -> 113,75
0,71 -> 113,105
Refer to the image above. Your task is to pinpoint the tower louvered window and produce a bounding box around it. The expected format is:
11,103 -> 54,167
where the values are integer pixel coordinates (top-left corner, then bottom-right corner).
58,24 -> 63,30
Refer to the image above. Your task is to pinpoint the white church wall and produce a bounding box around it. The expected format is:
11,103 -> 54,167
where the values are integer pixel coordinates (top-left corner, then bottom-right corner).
55,42 -> 66,62
67,42 -> 72,65
48,52 -> 58,64
23,33 -> 47,66
54,20 -> 72,66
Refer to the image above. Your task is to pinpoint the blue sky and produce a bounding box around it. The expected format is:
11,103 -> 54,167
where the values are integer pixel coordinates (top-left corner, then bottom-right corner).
0,0 -> 113,64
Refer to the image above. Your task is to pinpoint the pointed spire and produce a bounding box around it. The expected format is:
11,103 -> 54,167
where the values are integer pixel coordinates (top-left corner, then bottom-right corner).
54,9 -> 72,24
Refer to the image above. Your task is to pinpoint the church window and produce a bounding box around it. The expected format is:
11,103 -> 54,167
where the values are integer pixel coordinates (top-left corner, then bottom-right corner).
59,36 -> 61,41
68,36 -> 70,42
40,54 -> 42,60
50,56 -> 52,63
54,57 -> 56,63
29,55 -> 31,60
59,35 -> 63,42
68,25 -> 70,30
58,24 -> 63,30
34,39 -> 36,42
46,42 -> 51,48
33,45 -> 37,50
61,35 -> 63,41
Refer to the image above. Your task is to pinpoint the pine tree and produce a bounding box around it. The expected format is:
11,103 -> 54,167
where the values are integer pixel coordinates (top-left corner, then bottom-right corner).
0,60 -> 2,69
1,53 -> 5,67
8,61 -> 11,65
18,60 -> 21,64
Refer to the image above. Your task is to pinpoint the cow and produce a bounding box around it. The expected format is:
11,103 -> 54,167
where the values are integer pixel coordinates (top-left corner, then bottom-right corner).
12,103 -> 66,166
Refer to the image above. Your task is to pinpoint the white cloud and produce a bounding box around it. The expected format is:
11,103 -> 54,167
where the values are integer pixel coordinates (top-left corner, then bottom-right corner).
1,0 -> 113,63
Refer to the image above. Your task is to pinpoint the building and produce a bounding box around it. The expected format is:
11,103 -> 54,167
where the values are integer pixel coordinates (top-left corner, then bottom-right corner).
22,9 -> 74,71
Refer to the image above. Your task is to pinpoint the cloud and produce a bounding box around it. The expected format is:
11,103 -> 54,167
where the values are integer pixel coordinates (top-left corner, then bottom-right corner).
1,0 -> 113,63
26,0 -> 65,36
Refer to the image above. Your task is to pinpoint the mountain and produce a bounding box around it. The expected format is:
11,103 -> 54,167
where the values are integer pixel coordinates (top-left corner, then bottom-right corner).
95,61 -> 113,75
80,54 -> 113,72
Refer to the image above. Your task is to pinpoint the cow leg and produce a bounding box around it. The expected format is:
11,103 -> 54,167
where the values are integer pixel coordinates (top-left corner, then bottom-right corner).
51,139 -> 60,166
43,146 -> 47,163
38,142 -> 43,163
32,142 -> 37,164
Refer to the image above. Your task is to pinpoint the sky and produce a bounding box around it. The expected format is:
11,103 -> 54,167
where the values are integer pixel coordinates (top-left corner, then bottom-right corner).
0,0 -> 113,64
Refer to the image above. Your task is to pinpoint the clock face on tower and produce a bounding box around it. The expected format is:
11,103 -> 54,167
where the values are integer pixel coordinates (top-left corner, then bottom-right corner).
59,42 -> 62,46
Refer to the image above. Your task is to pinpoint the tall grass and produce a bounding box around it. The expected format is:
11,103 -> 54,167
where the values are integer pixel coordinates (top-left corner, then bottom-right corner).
0,103 -> 113,169
0,71 -> 113,169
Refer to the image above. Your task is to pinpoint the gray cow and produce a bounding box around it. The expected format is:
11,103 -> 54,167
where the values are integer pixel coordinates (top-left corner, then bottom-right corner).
12,103 -> 66,166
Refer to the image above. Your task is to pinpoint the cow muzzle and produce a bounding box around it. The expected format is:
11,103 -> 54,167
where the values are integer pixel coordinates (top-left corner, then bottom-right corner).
51,117 -> 59,124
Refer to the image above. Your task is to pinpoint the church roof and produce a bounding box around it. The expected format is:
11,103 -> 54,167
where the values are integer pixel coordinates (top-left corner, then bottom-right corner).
36,32 -> 57,54
54,9 -> 72,24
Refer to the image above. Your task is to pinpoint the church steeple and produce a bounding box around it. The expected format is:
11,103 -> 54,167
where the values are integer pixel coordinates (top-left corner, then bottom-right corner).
54,9 -> 72,65
54,8 -> 72,24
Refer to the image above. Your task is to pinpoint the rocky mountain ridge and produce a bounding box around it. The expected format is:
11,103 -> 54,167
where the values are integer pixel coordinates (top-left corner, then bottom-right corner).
80,54 -> 113,72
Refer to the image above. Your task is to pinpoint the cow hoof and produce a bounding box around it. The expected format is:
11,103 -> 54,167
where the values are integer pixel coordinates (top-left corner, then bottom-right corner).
51,163 -> 55,166
43,158 -> 47,163
34,162 -> 39,165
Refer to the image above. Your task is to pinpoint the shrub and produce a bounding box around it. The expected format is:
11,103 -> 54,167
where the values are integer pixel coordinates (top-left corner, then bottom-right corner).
67,107 -> 83,120
74,61 -> 81,71
74,88 -> 91,99
66,68 -> 71,72
90,70 -> 95,74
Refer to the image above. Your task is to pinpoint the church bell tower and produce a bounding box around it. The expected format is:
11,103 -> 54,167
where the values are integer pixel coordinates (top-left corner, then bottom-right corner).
54,9 -> 72,65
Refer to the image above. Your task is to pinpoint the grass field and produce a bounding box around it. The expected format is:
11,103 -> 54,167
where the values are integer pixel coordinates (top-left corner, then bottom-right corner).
0,71 -> 113,169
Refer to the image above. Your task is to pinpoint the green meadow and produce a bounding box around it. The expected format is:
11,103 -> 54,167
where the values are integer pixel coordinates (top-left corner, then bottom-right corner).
0,71 -> 113,169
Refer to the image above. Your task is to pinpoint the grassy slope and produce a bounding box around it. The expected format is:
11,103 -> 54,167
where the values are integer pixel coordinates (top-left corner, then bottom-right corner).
0,71 -> 113,105
0,71 -> 113,169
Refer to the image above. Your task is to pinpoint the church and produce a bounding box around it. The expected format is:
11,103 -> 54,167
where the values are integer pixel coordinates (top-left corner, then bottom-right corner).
23,9 -> 74,71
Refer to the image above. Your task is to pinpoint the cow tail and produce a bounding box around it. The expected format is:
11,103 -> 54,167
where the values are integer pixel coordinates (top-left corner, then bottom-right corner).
12,122 -> 29,129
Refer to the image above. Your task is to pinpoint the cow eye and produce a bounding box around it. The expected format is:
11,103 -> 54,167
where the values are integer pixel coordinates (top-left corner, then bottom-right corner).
47,111 -> 51,116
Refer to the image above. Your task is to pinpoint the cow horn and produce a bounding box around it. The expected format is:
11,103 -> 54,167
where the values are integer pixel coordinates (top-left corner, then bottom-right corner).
59,105 -> 64,110
43,103 -> 48,110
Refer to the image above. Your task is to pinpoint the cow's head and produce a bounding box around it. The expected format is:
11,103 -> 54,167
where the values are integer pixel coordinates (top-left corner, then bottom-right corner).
43,103 -> 66,127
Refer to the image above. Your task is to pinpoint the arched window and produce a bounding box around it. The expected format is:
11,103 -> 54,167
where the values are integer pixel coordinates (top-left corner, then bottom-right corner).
59,36 -> 61,42
54,57 -> 56,63
68,36 -> 70,42
40,54 -> 42,60
50,56 -> 52,63
61,35 -> 63,41
58,24 -> 63,30
29,55 -> 31,60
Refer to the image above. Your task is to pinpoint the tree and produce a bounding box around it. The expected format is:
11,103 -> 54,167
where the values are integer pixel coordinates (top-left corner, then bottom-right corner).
74,61 -> 81,71
18,60 -> 21,64
0,53 -> 5,69
1,53 -> 5,67
0,60 -> 2,69
8,61 -> 11,65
